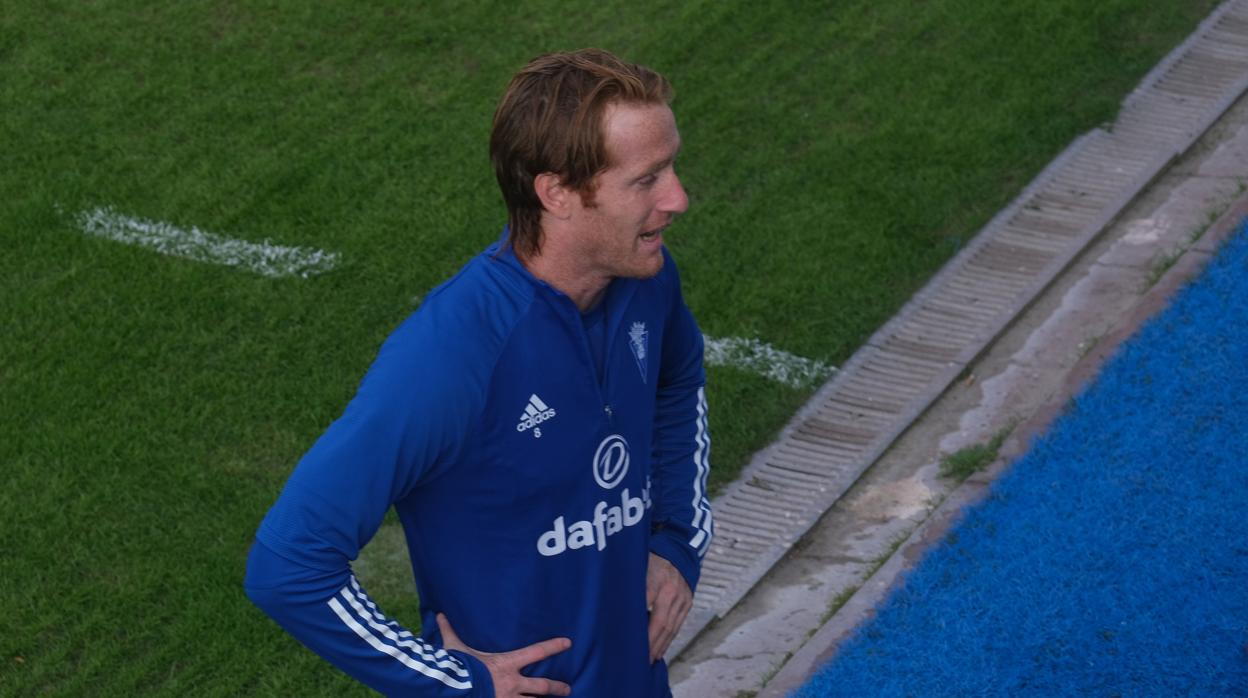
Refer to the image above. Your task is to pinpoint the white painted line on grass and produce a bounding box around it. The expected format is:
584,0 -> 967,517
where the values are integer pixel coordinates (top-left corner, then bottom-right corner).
77,207 -> 340,278
74,206 -> 827,386
704,336 -> 836,389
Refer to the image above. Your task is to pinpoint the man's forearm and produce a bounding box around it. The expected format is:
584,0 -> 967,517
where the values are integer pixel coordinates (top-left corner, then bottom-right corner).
244,540 -> 493,697
649,382 -> 713,593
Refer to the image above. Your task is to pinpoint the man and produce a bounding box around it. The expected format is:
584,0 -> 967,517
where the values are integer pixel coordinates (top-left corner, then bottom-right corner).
245,48 -> 712,697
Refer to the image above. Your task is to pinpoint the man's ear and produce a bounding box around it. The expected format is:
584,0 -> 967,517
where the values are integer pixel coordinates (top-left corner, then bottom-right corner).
534,173 -> 573,220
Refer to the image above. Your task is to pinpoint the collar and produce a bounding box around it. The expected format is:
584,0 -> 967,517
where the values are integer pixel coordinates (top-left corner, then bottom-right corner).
487,225 -> 641,336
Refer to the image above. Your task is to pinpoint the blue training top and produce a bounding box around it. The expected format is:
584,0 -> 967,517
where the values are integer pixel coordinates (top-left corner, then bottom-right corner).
245,236 -> 713,696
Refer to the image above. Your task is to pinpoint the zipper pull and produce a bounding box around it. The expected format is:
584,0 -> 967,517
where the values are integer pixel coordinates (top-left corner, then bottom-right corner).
604,404 -> 614,423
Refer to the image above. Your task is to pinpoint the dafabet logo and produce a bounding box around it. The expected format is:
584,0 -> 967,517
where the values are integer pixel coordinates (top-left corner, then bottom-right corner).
537,435 -> 651,556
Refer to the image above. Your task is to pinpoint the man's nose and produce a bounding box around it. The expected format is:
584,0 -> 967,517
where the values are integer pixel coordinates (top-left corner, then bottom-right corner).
663,173 -> 689,214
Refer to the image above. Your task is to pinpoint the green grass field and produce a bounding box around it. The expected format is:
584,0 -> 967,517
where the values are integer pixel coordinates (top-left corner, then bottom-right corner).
1,1 -> 1218,694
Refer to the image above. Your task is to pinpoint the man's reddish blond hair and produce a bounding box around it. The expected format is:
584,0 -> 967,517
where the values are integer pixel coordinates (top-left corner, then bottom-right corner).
490,48 -> 674,258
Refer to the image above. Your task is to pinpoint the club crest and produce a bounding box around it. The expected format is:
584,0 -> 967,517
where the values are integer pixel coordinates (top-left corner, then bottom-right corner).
627,321 -> 648,383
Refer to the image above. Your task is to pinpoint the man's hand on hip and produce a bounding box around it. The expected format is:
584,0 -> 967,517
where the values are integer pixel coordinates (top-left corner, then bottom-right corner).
436,613 -> 571,697
646,552 -> 692,663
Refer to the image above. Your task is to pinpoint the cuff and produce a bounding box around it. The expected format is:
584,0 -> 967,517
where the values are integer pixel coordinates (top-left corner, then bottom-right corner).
449,650 -> 495,698
649,529 -> 702,593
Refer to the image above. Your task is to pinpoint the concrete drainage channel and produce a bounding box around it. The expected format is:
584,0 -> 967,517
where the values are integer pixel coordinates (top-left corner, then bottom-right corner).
670,1 -> 1248,695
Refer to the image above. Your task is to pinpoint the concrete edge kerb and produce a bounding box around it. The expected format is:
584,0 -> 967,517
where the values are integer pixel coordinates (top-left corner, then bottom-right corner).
1123,0 -> 1242,113
863,130 -> 1104,356
758,187 -> 1248,698
950,149 -> 1178,361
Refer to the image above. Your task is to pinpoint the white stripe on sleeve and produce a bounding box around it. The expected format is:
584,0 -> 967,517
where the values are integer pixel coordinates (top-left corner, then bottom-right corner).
349,576 -> 416,641
326,576 -> 472,688
328,596 -> 473,690
689,387 -> 714,554
338,580 -> 469,677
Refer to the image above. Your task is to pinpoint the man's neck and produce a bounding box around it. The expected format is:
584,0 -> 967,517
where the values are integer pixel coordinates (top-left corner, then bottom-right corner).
518,247 -> 611,313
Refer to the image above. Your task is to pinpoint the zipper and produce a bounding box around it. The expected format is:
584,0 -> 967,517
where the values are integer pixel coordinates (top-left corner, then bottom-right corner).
559,294 -> 612,427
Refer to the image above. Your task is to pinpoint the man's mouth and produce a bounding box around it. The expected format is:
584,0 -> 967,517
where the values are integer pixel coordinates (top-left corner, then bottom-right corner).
640,225 -> 666,242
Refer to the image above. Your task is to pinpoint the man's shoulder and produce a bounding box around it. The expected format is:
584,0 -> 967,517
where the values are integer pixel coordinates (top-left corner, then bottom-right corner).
423,249 -> 533,315
381,251 -> 535,375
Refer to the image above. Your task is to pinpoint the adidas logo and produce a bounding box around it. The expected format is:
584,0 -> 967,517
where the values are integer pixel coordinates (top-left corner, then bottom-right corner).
516,394 -> 557,437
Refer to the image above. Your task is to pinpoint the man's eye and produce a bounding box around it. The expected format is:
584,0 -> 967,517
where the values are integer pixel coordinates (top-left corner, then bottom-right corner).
638,175 -> 658,187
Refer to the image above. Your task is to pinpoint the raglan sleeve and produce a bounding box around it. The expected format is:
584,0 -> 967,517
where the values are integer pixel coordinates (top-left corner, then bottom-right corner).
648,254 -> 713,593
243,312 -> 495,697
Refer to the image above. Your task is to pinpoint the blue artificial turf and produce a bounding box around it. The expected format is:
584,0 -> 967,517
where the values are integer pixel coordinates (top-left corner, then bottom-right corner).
793,223 -> 1248,697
